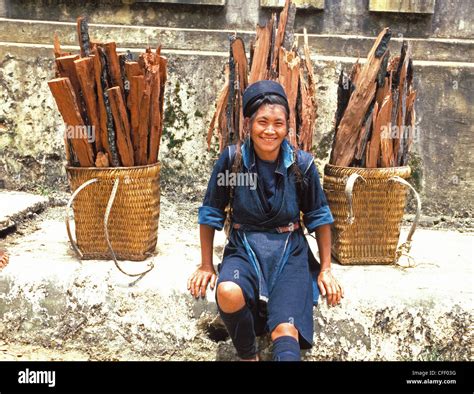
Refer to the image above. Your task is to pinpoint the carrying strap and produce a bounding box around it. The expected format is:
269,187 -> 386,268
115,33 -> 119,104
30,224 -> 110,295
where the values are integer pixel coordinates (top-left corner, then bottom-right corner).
343,173 -> 421,266
65,177 -> 154,277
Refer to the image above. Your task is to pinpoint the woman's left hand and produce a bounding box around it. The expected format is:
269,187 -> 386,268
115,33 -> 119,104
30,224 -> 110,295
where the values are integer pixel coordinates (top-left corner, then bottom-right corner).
317,269 -> 344,307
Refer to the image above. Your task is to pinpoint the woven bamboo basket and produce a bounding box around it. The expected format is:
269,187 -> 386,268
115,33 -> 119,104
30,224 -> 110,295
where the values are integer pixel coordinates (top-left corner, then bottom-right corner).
323,164 -> 419,265
65,163 -> 160,268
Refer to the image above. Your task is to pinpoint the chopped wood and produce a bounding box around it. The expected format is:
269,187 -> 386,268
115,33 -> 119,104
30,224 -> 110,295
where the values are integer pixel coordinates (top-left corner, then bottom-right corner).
91,47 -> 112,160
95,151 -> 110,167
55,55 -> 85,117
148,67 -> 161,165
379,95 -> 394,167
231,38 -> 249,92
136,77 -> 152,166
74,57 -> 103,152
100,42 -> 124,93
128,75 -> 144,159
98,47 -> 121,166
271,0 -> 291,77
249,22 -> 272,84
278,48 -> 299,147
48,77 -> 94,167
76,16 -> 91,58
207,64 -> 230,151
282,2 -> 297,51
108,86 -> 134,167
330,27 -> 391,167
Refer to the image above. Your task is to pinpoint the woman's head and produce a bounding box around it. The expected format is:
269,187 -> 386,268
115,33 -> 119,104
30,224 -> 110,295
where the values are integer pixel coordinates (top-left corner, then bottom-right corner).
242,81 -> 290,159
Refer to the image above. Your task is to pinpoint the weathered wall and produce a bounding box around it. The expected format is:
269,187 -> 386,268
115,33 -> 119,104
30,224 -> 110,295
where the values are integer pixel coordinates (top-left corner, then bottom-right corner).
0,1 -> 473,216
3,0 -> 473,38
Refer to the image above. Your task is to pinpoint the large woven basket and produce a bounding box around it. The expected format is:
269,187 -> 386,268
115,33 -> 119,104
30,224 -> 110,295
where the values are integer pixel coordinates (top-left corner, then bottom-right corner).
65,163 -> 160,269
323,164 -> 419,265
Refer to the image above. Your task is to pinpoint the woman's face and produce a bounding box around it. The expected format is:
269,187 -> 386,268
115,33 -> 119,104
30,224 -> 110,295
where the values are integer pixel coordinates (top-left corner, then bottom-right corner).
248,104 -> 288,160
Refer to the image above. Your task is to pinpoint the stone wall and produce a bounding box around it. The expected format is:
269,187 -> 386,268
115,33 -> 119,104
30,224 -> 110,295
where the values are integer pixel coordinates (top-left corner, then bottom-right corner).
0,0 -> 473,216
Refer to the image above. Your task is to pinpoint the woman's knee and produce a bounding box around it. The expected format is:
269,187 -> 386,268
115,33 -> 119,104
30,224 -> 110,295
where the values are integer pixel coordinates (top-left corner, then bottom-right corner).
271,323 -> 299,341
216,281 -> 246,313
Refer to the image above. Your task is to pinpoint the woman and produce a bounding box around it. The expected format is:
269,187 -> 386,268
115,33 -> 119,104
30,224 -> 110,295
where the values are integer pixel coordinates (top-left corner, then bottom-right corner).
187,80 -> 344,361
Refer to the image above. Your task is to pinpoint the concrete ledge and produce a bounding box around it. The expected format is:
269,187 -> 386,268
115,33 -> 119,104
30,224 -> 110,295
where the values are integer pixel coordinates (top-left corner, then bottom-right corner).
0,204 -> 471,361
0,191 -> 49,232
0,18 -> 473,62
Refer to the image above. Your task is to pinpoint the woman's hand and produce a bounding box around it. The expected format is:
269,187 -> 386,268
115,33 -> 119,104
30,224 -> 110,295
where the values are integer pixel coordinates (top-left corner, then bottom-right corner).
317,269 -> 344,307
187,266 -> 217,299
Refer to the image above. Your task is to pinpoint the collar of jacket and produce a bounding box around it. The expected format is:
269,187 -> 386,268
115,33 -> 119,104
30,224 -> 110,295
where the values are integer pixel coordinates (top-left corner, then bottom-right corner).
241,137 -> 294,175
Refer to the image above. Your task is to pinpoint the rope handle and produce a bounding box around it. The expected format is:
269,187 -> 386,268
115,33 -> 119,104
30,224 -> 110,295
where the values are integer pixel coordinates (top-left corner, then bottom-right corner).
65,177 -> 154,277
388,176 -> 421,263
344,173 -> 366,224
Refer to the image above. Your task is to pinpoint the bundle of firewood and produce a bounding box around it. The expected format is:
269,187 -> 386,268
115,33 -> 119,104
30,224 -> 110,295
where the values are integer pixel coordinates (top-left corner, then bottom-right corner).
330,27 -> 416,168
207,0 -> 317,153
48,17 -> 167,168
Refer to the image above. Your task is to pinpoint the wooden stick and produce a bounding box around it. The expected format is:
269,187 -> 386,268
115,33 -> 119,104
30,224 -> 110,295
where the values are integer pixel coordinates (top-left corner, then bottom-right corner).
278,48 -> 299,146
249,22 -> 272,84
100,42 -> 124,92
48,77 -> 94,167
91,48 -> 112,160
74,57 -> 103,152
129,75 -> 144,160
108,86 -> 134,167
231,38 -> 248,92
76,16 -> 91,57
136,77 -> 152,165
55,55 -> 85,120
148,66 -> 161,164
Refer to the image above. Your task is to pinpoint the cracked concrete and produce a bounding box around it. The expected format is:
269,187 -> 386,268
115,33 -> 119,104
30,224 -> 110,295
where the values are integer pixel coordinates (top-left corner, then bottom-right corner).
0,192 -> 472,361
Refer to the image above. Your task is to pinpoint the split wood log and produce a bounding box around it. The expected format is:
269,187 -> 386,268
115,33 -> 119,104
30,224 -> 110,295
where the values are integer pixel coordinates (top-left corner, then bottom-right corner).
148,66 -> 161,165
91,48 -> 112,160
74,57 -> 103,152
95,151 -> 110,167
100,42 -> 124,93
136,77 -> 152,165
108,86 -> 134,167
76,16 -> 91,57
249,22 -> 272,84
48,77 -> 94,167
278,48 -> 299,147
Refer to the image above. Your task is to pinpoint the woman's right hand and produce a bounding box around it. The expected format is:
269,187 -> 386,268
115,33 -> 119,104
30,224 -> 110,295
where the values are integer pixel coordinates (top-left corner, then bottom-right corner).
187,266 -> 217,299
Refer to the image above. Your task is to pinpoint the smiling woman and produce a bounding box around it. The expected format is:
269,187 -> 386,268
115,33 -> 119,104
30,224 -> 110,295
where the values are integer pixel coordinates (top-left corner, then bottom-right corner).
187,80 -> 344,362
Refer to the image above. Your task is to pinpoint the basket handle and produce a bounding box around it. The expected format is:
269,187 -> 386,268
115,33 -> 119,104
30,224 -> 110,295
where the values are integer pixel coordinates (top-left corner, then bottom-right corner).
388,176 -> 422,261
65,178 -> 99,259
344,173 -> 366,224
65,177 -> 154,278
103,178 -> 154,277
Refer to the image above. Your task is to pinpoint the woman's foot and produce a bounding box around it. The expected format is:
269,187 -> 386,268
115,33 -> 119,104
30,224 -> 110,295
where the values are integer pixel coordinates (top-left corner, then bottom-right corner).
0,250 -> 9,270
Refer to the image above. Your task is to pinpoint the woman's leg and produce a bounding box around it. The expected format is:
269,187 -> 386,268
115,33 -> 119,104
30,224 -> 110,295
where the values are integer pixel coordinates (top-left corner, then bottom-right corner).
216,257 -> 260,361
271,323 -> 301,361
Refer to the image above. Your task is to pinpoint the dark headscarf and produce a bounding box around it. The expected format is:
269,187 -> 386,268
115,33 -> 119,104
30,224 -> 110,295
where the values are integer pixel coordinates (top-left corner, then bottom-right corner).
242,80 -> 289,119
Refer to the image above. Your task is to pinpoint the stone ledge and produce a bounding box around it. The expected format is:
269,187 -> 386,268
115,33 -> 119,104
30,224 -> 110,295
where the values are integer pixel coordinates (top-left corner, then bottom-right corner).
0,18 -> 473,62
0,206 -> 471,361
0,191 -> 49,232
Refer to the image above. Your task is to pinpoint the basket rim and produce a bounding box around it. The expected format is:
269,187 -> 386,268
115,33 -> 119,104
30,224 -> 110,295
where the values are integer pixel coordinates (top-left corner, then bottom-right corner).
66,161 -> 161,172
324,163 -> 410,171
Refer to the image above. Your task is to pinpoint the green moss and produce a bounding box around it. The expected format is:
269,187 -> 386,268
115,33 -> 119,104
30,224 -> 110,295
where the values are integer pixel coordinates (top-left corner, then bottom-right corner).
194,109 -> 203,118
162,80 -> 191,157
314,130 -> 335,160
408,151 -> 423,193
